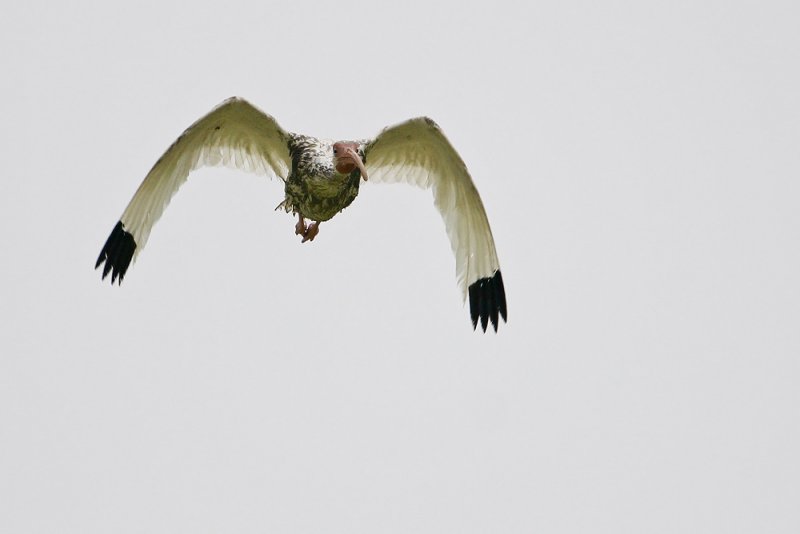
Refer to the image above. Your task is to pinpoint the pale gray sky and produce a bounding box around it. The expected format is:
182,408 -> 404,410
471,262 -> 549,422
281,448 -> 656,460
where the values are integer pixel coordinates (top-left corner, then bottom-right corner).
2,1 -> 799,532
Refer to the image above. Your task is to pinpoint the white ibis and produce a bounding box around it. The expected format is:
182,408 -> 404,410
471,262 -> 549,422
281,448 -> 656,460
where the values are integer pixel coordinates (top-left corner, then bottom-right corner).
95,97 -> 507,332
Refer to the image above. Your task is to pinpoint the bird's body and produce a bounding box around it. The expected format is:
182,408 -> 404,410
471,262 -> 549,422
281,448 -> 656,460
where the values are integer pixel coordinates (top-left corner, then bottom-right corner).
280,134 -> 364,222
96,97 -> 507,331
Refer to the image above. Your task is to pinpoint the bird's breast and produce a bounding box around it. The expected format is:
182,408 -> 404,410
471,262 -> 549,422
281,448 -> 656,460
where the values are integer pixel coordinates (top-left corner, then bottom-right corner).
284,168 -> 362,222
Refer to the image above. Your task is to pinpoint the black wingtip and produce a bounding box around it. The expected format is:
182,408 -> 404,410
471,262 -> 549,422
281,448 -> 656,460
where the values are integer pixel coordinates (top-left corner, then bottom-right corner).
95,221 -> 136,285
468,270 -> 507,333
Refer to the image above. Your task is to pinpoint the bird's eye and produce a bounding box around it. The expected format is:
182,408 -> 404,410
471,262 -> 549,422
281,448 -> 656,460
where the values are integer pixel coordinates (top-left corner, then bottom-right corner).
333,148 -> 338,154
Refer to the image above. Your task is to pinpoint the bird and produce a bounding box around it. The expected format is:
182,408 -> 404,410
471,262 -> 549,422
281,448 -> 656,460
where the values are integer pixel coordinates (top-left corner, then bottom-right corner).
95,97 -> 507,332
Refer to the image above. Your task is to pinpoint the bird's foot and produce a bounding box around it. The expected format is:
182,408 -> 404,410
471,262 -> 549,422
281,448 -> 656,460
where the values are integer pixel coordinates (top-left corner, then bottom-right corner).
301,222 -> 320,243
295,218 -> 307,236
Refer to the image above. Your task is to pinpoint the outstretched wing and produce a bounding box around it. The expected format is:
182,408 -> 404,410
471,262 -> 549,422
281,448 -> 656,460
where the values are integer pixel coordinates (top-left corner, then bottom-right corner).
363,117 -> 506,332
95,97 -> 292,284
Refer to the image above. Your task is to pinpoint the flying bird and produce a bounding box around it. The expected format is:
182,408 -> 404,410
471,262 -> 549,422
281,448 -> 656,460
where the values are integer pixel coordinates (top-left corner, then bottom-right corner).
95,97 -> 507,331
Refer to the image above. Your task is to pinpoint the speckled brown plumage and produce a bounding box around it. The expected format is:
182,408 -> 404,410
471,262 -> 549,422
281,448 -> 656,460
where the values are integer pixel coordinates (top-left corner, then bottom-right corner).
278,134 -> 365,222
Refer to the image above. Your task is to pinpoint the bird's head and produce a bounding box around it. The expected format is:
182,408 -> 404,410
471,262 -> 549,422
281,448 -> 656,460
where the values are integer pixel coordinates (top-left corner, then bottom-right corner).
333,142 -> 368,180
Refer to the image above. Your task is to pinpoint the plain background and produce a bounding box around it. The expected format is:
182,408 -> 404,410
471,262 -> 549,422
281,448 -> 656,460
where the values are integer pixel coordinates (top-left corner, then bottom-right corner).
2,1 -> 799,532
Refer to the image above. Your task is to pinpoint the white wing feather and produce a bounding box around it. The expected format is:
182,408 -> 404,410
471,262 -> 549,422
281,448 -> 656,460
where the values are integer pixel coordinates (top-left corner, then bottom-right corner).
119,97 -> 291,258
364,117 -> 501,300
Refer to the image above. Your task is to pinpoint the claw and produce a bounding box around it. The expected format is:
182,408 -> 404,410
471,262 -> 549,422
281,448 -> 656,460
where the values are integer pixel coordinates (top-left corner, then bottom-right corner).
293,213 -> 320,243
295,215 -> 306,236
302,222 -> 320,243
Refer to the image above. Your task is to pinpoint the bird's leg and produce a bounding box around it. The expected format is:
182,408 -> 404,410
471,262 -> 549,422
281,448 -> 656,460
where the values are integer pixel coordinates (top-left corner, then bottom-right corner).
295,214 -> 307,236
302,221 -> 320,243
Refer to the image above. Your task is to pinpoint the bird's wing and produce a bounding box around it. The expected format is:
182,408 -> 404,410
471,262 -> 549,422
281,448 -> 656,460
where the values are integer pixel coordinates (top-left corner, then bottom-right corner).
95,97 -> 291,284
363,117 -> 506,332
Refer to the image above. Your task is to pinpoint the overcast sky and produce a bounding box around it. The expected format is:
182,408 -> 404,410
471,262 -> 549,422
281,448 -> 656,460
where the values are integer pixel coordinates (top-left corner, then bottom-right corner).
2,1 -> 799,532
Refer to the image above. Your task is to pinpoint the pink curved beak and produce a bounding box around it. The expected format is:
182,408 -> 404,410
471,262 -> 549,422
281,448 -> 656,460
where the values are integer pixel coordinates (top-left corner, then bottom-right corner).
345,146 -> 368,181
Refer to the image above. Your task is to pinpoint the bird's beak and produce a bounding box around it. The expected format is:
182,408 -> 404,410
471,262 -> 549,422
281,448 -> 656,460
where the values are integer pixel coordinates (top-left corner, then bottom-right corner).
346,147 -> 368,181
